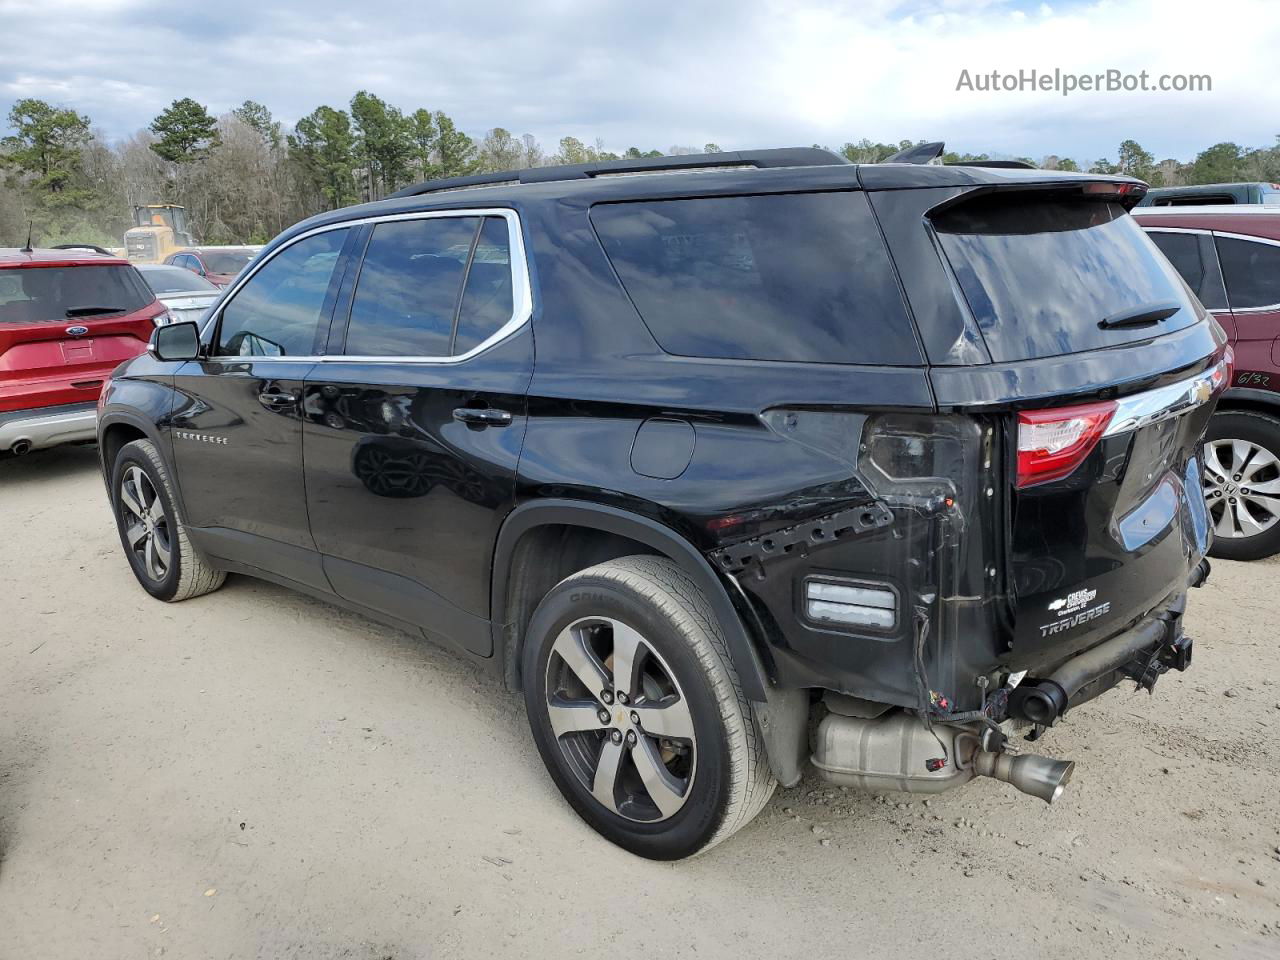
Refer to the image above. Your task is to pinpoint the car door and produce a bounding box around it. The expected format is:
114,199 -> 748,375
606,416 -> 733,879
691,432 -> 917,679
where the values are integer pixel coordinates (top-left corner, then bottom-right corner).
169,226 -> 354,590
1144,228 -> 1234,338
302,210 -> 533,656
1213,231 -> 1280,392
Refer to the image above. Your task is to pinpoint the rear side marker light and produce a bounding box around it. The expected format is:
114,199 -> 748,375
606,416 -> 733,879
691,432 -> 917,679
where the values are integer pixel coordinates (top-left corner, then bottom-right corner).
805,580 -> 897,629
1016,401 -> 1117,488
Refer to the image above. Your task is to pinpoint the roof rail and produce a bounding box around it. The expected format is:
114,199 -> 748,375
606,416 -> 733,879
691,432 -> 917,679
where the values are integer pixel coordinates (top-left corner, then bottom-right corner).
389,147 -> 848,198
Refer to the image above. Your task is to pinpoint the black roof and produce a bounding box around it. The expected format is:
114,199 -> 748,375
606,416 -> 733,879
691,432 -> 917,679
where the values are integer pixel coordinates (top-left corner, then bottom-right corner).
272,147 -> 1147,253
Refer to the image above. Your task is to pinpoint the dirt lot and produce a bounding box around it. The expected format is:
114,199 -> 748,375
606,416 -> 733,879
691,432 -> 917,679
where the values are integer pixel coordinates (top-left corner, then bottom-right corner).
1,444 -> 1278,959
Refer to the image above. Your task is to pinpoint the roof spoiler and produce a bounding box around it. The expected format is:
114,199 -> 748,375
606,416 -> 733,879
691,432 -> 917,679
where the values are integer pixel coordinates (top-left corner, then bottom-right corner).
883,141 -> 1037,170
390,147 -> 849,198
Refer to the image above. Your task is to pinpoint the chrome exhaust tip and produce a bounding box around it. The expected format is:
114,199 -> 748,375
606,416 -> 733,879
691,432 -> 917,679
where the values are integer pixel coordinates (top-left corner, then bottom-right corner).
9,439 -> 32,456
972,751 -> 1075,804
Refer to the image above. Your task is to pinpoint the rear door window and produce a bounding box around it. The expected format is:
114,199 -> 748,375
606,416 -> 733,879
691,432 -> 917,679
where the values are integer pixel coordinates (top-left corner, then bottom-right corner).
933,196 -> 1199,362
342,214 -> 518,358
1147,230 -> 1228,310
0,265 -> 153,324
590,192 -> 919,365
1215,236 -> 1280,310
344,216 -> 480,357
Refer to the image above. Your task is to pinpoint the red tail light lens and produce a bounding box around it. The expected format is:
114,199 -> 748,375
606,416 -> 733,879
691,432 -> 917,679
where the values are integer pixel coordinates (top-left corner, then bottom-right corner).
1016,401 -> 1117,488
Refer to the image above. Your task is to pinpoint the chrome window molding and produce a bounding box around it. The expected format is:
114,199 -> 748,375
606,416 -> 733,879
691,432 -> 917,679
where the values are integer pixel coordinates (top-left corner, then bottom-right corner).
1102,360 -> 1227,438
200,207 -> 533,365
1140,226 -> 1213,236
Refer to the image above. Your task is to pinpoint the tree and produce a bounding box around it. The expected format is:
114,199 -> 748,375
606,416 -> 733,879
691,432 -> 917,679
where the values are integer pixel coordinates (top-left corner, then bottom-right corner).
350,91 -> 414,199
1190,142 -> 1243,184
434,112 -> 477,177
703,142 -> 723,154
521,134 -> 544,169
149,98 -> 219,162
1116,139 -> 1156,183
409,108 -> 437,180
1057,157 -> 1081,172
478,127 -> 525,173
2,98 -> 91,192
289,105 -> 357,209
232,100 -> 281,149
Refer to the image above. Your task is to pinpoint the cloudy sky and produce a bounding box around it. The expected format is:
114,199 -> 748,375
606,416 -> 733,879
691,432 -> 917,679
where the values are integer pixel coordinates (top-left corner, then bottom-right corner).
1,0 -> 1276,164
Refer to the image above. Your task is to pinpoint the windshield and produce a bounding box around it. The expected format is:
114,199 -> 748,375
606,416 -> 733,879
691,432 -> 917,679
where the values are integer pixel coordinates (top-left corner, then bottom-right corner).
933,196 -> 1199,362
141,266 -> 220,294
200,250 -> 255,274
0,264 -> 154,324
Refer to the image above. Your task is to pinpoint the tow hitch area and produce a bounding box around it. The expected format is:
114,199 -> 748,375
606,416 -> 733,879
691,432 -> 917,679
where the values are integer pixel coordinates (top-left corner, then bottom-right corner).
1007,609 -> 1193,727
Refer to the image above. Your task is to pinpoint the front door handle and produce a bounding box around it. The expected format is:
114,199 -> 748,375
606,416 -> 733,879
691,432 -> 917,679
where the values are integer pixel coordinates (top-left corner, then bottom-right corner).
453,406 -> 513,427
258,390 -> 297,409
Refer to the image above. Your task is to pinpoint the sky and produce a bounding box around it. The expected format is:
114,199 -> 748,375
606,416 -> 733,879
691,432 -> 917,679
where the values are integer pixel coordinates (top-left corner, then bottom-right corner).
1,0 -> 1277,164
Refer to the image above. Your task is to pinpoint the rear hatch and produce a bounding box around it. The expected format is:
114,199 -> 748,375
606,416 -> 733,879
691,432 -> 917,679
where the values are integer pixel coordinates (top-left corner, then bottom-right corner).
929,186 -> 1226,668
0,262 -> 163,413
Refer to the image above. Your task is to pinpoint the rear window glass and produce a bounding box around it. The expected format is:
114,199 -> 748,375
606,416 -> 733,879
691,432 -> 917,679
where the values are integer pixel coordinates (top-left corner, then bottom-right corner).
140,266 -> 220,294
591,192 -> 919,365
200,251 -> 255,274
0,265 -> 153,324
1216,236 -> 1280,309
933,197 -> 1198,362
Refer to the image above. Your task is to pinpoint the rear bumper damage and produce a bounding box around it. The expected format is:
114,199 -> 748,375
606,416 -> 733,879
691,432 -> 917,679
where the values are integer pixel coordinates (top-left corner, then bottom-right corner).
808,566 -> 1205,805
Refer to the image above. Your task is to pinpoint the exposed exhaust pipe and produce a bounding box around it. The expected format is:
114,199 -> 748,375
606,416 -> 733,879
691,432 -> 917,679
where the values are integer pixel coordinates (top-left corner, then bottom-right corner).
972,750 -> 1075,804
9,439 -> 32,456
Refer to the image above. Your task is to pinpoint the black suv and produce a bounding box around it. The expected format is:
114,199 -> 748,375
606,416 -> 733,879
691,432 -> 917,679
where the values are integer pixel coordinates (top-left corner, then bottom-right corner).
99,148 -> 1227,859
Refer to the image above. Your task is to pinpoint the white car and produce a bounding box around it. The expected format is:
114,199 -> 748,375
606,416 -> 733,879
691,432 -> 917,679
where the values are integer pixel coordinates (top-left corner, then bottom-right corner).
134,264 -> 222,326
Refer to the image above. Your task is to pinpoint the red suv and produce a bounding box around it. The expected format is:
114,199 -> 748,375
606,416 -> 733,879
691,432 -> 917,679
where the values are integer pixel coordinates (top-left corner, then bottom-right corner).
0,248 -> 166,455
1134,206 -> 1280,559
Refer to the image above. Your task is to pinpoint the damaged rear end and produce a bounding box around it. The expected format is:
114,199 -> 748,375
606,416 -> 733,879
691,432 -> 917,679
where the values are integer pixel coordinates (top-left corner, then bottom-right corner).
716,170 -> 1228,804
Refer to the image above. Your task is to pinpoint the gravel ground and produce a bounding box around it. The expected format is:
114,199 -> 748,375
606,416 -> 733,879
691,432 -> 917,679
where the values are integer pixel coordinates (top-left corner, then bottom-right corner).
1,444 -> 1278,959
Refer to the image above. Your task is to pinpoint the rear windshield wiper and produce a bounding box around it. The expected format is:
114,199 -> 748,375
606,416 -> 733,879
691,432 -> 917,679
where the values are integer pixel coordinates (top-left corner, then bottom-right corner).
1098,301 -> 1182,330
65,306 -> 127,318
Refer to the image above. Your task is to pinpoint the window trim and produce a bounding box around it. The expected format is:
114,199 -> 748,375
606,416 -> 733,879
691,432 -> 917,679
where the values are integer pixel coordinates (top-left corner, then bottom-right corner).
1212,230 -> 1280,314
201,207 -> 532,364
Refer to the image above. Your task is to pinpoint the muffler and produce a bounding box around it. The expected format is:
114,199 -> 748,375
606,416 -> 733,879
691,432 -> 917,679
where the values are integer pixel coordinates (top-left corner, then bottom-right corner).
10,439 -> 32,456
812,707 -> 1076,804
971,750 -> 1074,804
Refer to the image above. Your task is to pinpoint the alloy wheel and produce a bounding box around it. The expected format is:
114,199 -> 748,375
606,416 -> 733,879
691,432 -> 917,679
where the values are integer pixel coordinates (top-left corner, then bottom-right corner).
118,465 -> 173,581
543,616 -> 696,822
1203,438 -> 1280,539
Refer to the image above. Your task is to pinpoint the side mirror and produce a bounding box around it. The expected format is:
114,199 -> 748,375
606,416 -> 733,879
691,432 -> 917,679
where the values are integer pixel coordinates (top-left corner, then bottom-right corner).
150,321 -> 201,362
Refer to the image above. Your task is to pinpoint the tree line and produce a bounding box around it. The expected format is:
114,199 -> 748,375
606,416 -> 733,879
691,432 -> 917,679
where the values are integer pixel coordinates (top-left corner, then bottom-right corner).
3,92 -> 1279,249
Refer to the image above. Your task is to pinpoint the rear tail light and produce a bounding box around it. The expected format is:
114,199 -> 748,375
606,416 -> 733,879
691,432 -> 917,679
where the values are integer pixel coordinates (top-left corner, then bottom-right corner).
1016,401 -> 1117,488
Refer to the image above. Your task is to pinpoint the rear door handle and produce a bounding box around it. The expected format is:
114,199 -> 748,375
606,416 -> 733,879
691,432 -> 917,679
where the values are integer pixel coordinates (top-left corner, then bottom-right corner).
453,406 -> 513,427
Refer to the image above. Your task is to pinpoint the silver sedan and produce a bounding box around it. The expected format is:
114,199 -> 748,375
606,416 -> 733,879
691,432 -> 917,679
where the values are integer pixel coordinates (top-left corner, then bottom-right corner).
134,264 -> 222,326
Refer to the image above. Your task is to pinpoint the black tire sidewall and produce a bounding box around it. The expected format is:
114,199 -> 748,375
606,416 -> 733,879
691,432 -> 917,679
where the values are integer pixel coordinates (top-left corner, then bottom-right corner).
111,442 -> 182,600
522,572 -> 733,860
1205,411 -> 1280,561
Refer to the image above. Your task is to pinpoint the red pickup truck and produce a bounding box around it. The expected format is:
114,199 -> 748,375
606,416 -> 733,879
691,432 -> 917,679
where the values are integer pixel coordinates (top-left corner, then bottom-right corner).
0,248 -> 167,455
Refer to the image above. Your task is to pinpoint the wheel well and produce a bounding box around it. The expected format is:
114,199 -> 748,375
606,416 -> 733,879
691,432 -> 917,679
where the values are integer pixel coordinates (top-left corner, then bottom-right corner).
498,524 -> 660,691
100,422 -> 147,471
1216,398 -> 1280,422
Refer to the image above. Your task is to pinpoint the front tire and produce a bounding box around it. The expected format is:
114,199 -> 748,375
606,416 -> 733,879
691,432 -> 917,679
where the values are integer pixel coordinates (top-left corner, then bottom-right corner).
1203,410 -> 1280,561
111,438 -> 226,601
522,556 -> 774,859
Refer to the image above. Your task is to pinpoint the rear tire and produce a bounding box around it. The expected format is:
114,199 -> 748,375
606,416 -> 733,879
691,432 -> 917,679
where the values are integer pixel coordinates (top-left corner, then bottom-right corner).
522,556 -> 774,859
111,438 -> 226,601
1204,410 -> 1280,561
